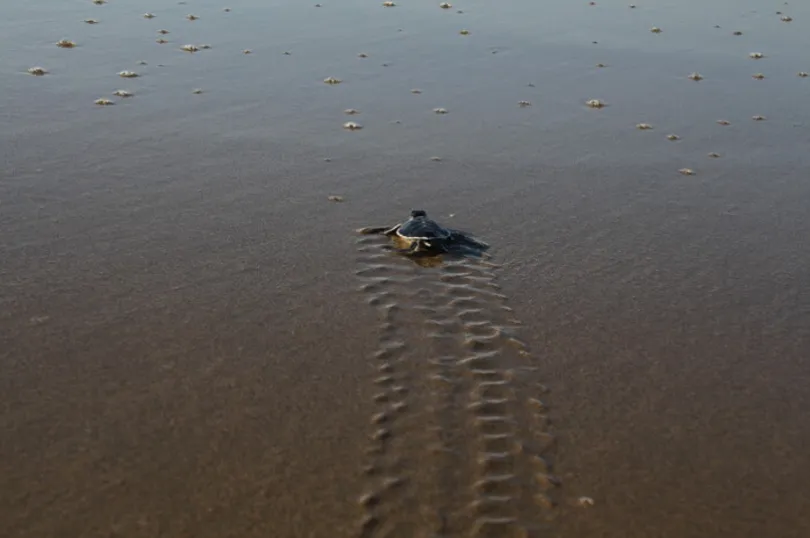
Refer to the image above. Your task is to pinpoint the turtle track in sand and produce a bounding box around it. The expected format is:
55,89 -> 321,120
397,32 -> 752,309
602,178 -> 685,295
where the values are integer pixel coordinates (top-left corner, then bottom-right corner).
354,234 -> 559,538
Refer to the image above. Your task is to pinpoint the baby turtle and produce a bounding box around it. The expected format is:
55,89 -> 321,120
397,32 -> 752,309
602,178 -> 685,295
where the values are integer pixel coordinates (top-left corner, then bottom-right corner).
357,209 -> 489,256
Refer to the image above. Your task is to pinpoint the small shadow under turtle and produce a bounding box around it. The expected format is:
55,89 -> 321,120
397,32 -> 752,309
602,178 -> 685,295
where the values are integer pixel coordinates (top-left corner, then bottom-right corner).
383,238 -> 490,268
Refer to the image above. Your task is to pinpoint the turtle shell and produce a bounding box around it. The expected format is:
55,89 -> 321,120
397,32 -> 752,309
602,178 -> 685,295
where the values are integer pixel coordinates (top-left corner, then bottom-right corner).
396,215 -> 452,241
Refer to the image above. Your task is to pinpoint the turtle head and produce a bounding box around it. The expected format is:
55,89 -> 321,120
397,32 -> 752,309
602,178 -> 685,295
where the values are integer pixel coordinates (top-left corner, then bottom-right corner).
410,209 -> 427,218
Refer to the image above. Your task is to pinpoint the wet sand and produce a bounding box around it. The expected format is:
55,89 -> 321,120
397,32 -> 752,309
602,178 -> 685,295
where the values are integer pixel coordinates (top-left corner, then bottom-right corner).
2,1 -> 810,537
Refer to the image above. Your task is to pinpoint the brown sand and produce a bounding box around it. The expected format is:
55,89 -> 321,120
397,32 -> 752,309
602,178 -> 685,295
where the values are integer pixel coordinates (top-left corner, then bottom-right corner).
2,1 -> 810,537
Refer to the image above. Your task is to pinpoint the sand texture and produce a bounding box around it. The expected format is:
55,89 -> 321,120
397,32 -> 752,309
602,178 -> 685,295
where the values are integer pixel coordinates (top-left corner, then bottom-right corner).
2,1 -> 810,537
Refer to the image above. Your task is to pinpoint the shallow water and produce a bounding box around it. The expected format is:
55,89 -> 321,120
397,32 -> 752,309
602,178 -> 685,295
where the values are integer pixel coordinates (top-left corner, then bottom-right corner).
2,1 -> 810,537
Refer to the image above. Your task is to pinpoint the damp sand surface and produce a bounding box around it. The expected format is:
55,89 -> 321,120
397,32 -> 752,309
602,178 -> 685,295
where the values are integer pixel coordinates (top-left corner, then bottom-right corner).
2,1 -> 810,537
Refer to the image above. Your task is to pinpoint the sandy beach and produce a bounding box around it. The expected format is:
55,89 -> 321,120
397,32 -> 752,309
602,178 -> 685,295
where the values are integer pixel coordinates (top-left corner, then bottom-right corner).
2,1 -> 810,537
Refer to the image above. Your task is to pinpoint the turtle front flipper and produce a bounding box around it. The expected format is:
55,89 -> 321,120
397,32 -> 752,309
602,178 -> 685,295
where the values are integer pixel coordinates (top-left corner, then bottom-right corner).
461,236 -> 490,250
381,242 -> 420,255
356,226 -> 391,235
382,223 -> 402,236
449,231 -> 489,250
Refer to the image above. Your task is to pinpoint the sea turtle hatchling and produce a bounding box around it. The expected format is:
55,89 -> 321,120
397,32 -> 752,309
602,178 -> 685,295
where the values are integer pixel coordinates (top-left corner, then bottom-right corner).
357,209 -> 489,256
